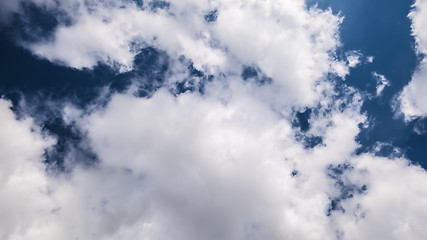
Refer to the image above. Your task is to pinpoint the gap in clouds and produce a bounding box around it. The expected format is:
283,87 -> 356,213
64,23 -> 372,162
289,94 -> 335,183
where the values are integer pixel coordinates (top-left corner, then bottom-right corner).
313,0 -> 427,168
0,29 -> 185,170
0,25 -> 223,171
325,163 -> 368,217
292,108 -> 324,149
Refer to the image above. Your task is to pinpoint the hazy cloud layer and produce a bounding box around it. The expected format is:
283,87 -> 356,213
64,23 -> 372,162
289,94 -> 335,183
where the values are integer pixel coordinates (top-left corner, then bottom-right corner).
2,0 -> 427,240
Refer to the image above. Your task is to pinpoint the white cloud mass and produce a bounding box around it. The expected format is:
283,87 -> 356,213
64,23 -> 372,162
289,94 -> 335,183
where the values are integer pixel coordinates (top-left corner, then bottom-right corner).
2,0 -> 427,240
5,0 -> 348,107
398,0 -> 427,120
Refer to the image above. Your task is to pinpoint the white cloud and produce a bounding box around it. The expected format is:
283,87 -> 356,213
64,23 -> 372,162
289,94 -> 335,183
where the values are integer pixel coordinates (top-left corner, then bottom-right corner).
4,81 -> 427,239
398,0 -> 427,120
373,72 -> 390,96
334,155 -> 427,240
0,99 -> 56,239
2,0 -> 427,239
399,60 -> 427,120
330,51 -> 369,81
8,0 -> 345,107
331,60 -> 349,79
346,51 -> 362,68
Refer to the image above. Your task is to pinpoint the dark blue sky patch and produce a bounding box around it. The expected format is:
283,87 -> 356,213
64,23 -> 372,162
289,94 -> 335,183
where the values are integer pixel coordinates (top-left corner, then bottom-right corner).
368,142 -> 404,159
294,131 -> 324,149
174,62 -> 201,93
0,32 -> 108,108
241,66 -> 272,86
0,33 -> 173,171
130,0 -> 144,9
293,108 -> 312,132
0,31 -> 170,104
171,57 -> 214,95
242,66 -> 258,80
204,9 -> 218,23
123,46 -> 170,97
11,2 -> 58,41
3,1 -> 71,43
127,0 -> 169,12
292,108 -> 324,148
290,170 -> 299,177
148,0 -> 170,12
413,117 -> 427,135
302,135 -> 324,149
43,115 -> 98,173
133,47 -> 169,79
313,0 -> 427,168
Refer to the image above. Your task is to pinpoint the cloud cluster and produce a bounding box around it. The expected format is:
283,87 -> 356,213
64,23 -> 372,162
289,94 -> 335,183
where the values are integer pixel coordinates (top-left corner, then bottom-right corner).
398,0 -> 427,120
2,0 -> 427,239
3,0 -> 348,107
3,81 -> 427,239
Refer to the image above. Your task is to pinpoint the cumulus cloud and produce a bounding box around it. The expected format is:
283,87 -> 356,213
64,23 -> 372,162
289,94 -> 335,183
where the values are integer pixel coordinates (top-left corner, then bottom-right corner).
3,80 -> 427,239
0,99 -> 55,239
398,0 -> 427,120
346,51 -> 362,68
4,0 -> 346,107
2,0 -> 427,239
334,155 -> 427,240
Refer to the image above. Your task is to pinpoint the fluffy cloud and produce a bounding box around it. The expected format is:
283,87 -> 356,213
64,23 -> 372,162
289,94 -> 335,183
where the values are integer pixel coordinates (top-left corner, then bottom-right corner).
5,0 -> 347,107
0,84 -> 369,239
3,81 -> 427,239
398,0 -> 427,120
0,99 -> 55,239
2,0 -> 427,239
334,154 -> 427,240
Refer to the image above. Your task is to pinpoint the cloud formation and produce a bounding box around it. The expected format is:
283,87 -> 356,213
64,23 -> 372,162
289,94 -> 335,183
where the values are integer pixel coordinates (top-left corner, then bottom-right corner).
3,0 -> 347,107
398,0 -> 427,120
3,81 -> 427,239
373,72 -> 390,96
2,0 -> 427,240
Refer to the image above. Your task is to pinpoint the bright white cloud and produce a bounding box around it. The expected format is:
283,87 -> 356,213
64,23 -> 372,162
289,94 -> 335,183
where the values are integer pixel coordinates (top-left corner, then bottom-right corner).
334,155 -> 427,240
398,0 -> 427,120
2,0 -> 427,239
346,51 -> 362,68
8,0 -> 345,107
3,81 -> 427,239
0,99 -> 56,239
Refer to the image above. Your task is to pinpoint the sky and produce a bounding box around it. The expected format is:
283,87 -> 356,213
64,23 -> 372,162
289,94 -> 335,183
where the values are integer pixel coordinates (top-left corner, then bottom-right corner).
1,0 -> 427,239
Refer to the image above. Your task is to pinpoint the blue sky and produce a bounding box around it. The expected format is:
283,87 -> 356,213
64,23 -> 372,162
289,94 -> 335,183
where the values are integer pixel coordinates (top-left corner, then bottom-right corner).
1,0 -> 427,239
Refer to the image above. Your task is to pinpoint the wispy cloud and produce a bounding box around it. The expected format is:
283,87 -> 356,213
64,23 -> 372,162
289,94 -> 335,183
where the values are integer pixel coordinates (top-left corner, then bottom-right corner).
372,72 -> 390,96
